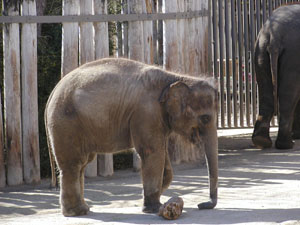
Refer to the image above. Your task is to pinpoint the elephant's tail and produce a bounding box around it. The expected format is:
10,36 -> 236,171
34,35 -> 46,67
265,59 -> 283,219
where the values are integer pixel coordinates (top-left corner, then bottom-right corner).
44,97 -> 58,189
269,48 -> 279,115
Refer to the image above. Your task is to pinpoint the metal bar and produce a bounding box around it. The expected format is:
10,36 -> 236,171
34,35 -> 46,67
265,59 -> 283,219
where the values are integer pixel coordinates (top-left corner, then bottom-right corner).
256,0 -> 261,34
262,0 -> 267,23
0,10 -> 209,24
231,0 -> 238,127
244,0 -> 250,127
208,0 -> 213,75
218,0 -> 225,128
237,0 -> 244,127
212,0 -> 219,80
268,0 -> 273,17
250,0 -> 257,126
225,0 -> 231,127
212,0 -> 219,127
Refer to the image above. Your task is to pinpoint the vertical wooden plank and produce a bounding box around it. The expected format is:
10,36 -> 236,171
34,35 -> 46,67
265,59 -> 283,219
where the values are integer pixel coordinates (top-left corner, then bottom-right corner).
79,0 -> 97,178
231,0 -> 238,127
21,0 -> 40,184
163,0 -> 181,164
61,0 -> 79,76
94,0 -> 113,177
177,0 -> 185,72
143,0 -> 154,64
163,0 -> 178,71
128,0 -> 144,171
186,0 -> 197,75
128,0 -> 144,61
152,0 -> 158,64
197,0 -> 209,74
94,0 -> 109,59
3,0 -> 23,186
80,0 -> 94,64
237,0 -> 244,127
157,0 -> 163,66
116,0 -> 123,57
122,0 -> 129,57
0,92 -> 5,187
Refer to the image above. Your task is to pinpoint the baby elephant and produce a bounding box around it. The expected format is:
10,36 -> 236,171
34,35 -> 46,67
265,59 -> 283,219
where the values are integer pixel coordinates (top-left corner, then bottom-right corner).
45,58 -> 218,217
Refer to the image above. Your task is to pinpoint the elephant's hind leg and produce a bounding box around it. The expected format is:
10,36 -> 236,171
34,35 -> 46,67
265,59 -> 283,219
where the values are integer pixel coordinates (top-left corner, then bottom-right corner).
252,45 -> 274,149
60,167 -> 90,216
276,74 -> 300,149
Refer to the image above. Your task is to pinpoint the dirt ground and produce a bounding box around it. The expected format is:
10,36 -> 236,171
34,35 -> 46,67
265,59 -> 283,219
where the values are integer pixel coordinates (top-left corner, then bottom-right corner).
1,128 -> 300,225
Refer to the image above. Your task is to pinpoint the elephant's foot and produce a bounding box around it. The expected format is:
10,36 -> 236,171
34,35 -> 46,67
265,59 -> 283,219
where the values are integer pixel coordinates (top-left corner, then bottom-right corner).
143,202 -> 162,213
252,121 -> 272,149
275,137 -> 294,149
198,199 -> 217,209
62,202 -> 90,217
252,135 -> 272,149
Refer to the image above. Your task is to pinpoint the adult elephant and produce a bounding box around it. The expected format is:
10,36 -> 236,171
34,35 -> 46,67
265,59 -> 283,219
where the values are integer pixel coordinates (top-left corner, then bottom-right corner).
252,4 -> 300,149
45,58 -> 218,216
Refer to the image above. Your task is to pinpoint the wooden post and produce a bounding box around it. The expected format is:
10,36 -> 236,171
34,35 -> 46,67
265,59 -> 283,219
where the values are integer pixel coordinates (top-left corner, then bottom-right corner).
21,0 -> 40,184
157,0 -> 163,65
142,0 -> 154,64
0,92 -> 5,188
128,0 -> 147,171
197,0 -> 209,73
163,1 -> 179,71
122,0 -> 129,57
94,0 -> 109,59
61,0 -> 79,76
128,0 -> 144,61
94,0 -> 114,177
79,0 -> 97,178
3,0 -> 23,186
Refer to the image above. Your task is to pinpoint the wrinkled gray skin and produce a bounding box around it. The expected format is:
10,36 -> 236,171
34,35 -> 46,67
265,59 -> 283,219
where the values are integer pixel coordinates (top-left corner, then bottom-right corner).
252,4 -> 300,149
45,58 -> 218,217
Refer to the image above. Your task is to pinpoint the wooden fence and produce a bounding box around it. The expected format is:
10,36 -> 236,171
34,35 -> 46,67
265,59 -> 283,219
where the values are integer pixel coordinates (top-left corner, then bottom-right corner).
0,0 -> 210,187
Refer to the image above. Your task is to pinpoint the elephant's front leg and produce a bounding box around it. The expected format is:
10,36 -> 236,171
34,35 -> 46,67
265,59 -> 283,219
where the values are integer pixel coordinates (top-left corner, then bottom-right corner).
138,145 -> 166,213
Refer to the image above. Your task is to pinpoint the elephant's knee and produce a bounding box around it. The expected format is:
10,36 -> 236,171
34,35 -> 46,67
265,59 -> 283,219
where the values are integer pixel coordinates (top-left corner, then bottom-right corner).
162,168 -> 173,192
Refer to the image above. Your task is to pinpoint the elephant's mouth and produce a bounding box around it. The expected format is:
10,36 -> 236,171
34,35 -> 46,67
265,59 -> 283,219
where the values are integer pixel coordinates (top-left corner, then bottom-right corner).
190,127 -> 205,144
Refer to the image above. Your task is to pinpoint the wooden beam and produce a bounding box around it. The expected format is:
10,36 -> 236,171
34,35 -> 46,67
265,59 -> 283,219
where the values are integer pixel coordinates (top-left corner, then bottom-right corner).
94,0 -> 114,177
0,10 -> 209,23
21,0 -> 40,184
3,1 -> 23,186
61,0 -> 79,76
80,0 -> 97,178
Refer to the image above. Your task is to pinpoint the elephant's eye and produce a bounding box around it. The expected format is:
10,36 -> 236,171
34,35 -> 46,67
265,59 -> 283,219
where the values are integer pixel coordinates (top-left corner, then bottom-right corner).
199,114 -> 211,125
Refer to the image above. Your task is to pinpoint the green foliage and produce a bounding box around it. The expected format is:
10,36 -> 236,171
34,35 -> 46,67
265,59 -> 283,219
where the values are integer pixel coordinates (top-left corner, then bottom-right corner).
38,0 -> 62,178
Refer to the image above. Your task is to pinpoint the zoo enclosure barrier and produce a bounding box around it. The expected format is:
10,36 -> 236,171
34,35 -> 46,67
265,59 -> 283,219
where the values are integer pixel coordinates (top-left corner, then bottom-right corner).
212,0 -> 300,129
0,0 -> 210,187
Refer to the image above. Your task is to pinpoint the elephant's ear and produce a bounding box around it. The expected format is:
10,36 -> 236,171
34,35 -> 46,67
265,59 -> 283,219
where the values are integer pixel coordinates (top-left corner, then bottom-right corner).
160,81 -> 191,119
